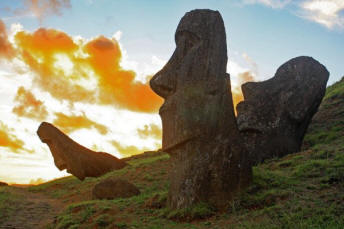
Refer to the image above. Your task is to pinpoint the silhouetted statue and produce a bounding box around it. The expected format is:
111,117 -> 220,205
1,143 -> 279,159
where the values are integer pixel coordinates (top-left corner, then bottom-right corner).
150,9 -> 252,209
237,56 -> 329,164
37,122 -> 127,180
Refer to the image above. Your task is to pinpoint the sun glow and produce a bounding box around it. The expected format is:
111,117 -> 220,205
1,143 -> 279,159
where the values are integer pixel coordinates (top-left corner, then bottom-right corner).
0,5 -> 256,185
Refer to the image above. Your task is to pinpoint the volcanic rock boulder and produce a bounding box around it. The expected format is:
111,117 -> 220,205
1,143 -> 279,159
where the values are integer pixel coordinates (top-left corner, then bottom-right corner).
150,9 -> 251,209
92,178 -> 140,200
37,122 -> 127,180
237,56 -> 329,164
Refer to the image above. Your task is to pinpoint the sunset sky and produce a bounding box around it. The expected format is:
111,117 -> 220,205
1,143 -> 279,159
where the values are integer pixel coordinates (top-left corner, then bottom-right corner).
0,0 -> 343,184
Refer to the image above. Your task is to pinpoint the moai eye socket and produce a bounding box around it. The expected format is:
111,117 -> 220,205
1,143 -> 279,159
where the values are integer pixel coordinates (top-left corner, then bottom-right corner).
175,30 -> 200,54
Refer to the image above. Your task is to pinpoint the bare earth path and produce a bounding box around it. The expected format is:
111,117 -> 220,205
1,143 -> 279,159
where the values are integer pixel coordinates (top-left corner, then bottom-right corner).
0,187 -> 64,229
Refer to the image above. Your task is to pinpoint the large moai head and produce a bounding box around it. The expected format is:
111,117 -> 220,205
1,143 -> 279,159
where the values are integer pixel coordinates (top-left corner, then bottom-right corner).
150,9 -> 237,152
237,56 -> 329,163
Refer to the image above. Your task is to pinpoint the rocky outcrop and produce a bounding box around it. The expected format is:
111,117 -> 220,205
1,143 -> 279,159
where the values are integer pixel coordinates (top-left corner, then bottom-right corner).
0,181 -> 8,186
37,122 -> 127,180
150,9 -> 251,209
92,178 -> 140,200
237,56 -> 329,164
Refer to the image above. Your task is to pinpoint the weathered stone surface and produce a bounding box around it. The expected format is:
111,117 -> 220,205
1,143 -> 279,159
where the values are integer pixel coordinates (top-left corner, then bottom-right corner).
150,9 -> 251,209
0,181 -> 8,186
37,122 -> 127,180
237,56 -> 329,164
92,178 -> 140,200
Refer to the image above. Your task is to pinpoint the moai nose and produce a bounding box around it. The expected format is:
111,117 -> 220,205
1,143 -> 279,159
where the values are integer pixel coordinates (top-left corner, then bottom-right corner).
149,70 -> 176,99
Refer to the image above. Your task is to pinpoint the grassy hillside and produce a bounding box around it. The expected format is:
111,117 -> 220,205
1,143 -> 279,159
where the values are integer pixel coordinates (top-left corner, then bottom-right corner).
304,76 -> 344,149
1,77 -> 343,229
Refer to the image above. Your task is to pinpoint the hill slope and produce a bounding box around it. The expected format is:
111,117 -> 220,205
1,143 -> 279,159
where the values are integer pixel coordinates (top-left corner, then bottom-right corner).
0,77 -> 343,229
304,76 -> 344,149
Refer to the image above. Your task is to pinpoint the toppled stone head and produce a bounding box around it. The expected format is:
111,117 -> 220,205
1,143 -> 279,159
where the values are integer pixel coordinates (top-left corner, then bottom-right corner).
37,122 -> 127,180
237,56 -> 329,163
150,9 -> 251,209
150,9 -> 237,152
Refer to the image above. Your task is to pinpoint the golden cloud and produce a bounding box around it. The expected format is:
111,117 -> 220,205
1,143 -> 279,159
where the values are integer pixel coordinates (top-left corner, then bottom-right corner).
0,121 -> 24,153
85,36 -> 163,112
231,71 -> 255,112
110,140 -> 150,157
29,177 -> 46,185
137,123 -> 162,140
53,112 -> 108,135
12,86 -> 48,121
0,19 -> 15,59
14,29 -> 163,112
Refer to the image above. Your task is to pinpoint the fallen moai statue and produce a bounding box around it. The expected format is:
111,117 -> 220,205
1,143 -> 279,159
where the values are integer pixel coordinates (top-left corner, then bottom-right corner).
37,122 -> 127,180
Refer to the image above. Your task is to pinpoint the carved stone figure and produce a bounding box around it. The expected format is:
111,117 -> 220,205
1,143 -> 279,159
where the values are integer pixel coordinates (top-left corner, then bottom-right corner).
237,56 -> 329,164
37,122 -> 127,180
150,9 -> 251,209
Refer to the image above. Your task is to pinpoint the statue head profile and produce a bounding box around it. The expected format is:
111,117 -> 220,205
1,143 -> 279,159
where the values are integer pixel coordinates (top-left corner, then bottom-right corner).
150,9 -> 237,153
237,56 -> 329,162
149,9 -> 250,209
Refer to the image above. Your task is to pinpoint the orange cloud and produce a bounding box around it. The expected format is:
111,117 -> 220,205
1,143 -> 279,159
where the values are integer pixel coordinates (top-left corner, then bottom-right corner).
21,0 -> 71,21
137,123 -> 162,140
14,29 -> 163,113
0,121 -> 24,153
84,36 -> 163,112
53,112 -> 108,135
15,28 -> 96,103
231,71 -> 255,112
12,86 -> 48,121
0,19 -> 15,59
110,140 -> 150,157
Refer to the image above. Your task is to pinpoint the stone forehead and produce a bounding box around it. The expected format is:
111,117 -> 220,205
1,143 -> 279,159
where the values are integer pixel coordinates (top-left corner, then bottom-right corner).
176,9 -> 224,38
241,56 -> 329,98
275,56 -> 329,80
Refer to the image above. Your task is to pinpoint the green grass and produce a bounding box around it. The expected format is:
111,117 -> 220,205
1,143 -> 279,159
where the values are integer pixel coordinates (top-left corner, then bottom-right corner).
46,136 -> 344,228
163,202 -> 215,221
324,77 -> 344,101
0,187 -> 25,222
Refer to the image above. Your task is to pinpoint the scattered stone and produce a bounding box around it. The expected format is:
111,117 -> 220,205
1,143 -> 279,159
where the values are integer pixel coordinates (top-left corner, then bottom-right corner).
37,122 -> 127,180
92,178 -> 140,200
0,181 -> 8,186
150,9 -> 252,209
237,56 -> 329,164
